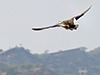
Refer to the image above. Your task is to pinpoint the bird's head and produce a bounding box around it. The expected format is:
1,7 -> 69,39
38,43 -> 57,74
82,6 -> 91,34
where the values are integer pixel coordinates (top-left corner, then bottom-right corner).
58,21 -> 62,24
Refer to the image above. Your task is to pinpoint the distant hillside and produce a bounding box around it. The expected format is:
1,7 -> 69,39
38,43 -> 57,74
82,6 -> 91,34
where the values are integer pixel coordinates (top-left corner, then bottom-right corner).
20,67 -> 58,75
0,62 -> 58,75
88,47 -> 100,64
17,66 -> 58,75
40,47 -> 100,75
0,47 -> 40,64
0,46 -> 100,75
88,47 -> 100,58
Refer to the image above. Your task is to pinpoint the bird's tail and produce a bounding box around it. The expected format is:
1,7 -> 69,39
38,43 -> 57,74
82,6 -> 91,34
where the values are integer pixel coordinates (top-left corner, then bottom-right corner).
32,25 -> 61,31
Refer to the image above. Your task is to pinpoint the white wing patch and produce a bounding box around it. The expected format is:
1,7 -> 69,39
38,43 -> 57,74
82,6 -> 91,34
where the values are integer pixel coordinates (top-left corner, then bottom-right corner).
74,18 -> 77,23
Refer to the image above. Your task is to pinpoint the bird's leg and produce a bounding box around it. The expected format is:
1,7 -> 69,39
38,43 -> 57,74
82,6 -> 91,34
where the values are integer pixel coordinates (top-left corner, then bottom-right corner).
69,28 -> 73,30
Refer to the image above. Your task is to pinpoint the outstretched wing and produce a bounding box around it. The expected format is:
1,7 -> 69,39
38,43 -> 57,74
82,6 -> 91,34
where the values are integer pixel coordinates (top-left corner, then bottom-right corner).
75,5 -> 92,20
32,25 -> 62,31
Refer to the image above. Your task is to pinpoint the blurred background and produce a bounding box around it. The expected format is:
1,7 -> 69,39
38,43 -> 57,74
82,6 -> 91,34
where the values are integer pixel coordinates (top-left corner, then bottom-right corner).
0,0 -> 100,54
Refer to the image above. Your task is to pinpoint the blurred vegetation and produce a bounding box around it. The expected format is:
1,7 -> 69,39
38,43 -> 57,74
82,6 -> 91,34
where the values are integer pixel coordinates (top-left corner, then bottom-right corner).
0,62 -> 58,75
0,47 -> 100,75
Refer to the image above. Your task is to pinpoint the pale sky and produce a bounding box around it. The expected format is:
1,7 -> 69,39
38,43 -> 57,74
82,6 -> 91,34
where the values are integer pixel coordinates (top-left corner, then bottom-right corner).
0,0 -> 100,54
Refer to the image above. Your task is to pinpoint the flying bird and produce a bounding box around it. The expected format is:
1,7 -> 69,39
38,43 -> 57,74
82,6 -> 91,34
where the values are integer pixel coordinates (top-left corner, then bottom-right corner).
32,5 -> 92,31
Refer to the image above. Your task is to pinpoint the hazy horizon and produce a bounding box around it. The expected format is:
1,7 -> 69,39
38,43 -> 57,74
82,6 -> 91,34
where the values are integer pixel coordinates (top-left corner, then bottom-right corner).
0,0 -> 100,53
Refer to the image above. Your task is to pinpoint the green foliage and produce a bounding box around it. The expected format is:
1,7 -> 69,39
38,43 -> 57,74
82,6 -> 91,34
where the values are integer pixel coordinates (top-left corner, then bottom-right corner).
0,62 -> 58,75
0,62 -> 9,71
19,63 -> 33,70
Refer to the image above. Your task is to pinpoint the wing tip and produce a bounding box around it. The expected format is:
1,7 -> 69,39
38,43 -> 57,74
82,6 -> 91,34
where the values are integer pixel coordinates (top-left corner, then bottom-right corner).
32,28 -> 41,31
90,5 -> 92,8
89,5 -> 92,10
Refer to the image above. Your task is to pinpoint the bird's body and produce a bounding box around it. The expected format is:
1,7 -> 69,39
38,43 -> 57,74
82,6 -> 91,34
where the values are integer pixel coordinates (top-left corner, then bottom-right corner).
32,5 -> 92,31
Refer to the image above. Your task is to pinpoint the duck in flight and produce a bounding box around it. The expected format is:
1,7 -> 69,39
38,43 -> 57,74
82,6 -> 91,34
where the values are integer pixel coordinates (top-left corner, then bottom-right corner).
32,5 -> 92,31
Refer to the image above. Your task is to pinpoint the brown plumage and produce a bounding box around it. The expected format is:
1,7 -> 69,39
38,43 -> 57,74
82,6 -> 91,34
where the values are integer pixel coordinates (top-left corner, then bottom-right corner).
32,5 -> 92,31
